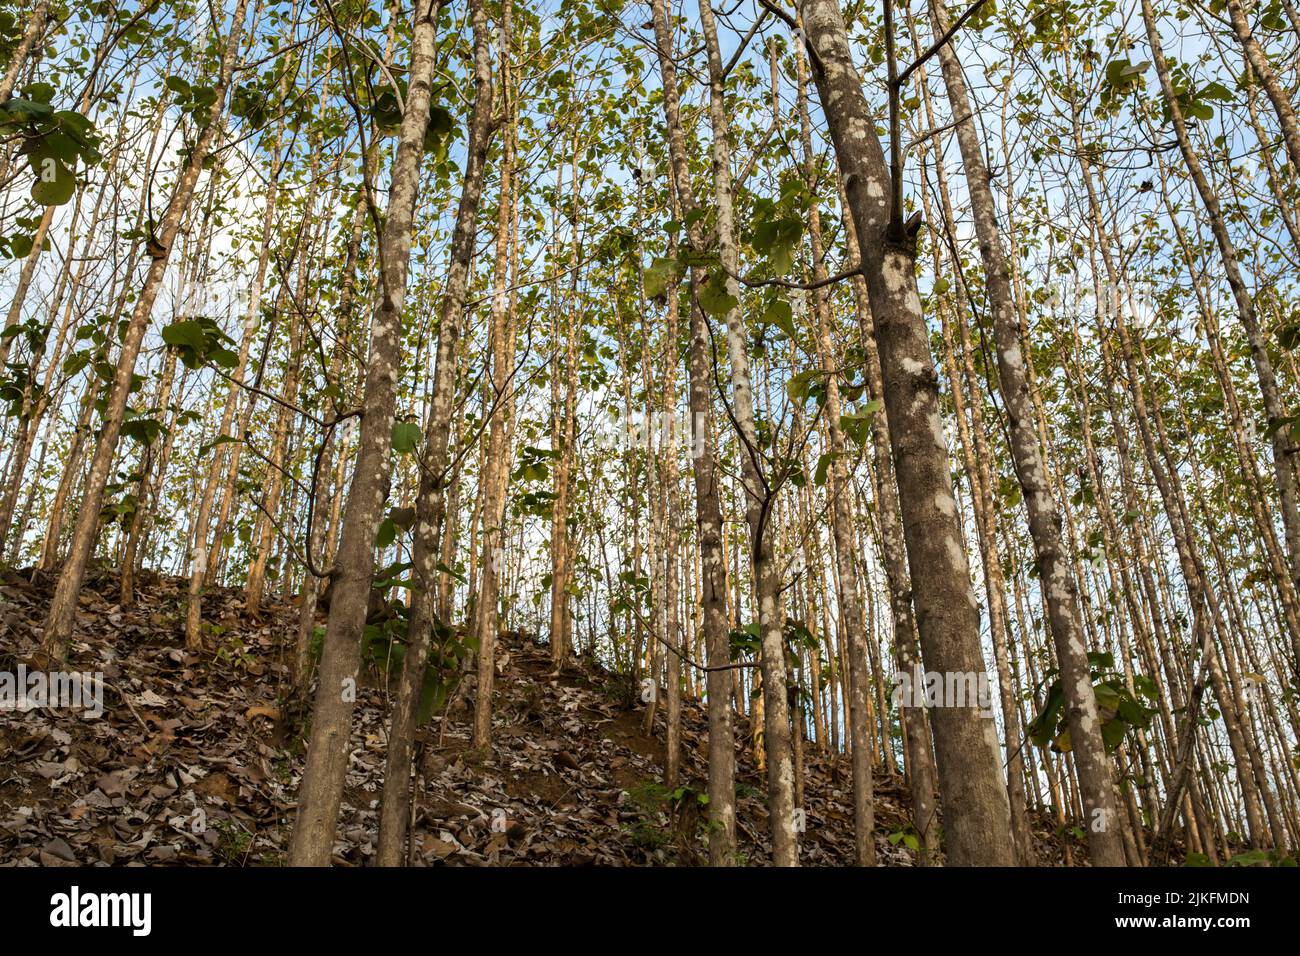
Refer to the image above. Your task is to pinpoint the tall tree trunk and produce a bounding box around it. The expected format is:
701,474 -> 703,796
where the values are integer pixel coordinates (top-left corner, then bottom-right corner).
374,0 -> 492,865
927,0 -> 1124,865
0,0 -> 50,102
549,132 -> 581,669
797,0 -> 1014,865
290,0 -> 447,867
842,197 -> 941,865
42,0 -> 251,661
793,37 -> 875,865
473,0 -> 517,751
1223,0 -> 1300,176
651,0 -> 795,864
693,0 -> 756,864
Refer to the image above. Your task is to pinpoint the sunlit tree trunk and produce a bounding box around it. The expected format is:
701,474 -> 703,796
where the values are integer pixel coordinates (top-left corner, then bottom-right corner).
291,0 -> 448,866
654,0 -> 795,864
374,0 -> 492,866
926,0 -> 1122,864
43,0 -> 251,662
792,38 -> 876,865
797,0 -> 1014,865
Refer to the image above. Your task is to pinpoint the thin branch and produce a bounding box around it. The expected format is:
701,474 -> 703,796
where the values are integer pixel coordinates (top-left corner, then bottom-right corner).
894,0 -> 991,90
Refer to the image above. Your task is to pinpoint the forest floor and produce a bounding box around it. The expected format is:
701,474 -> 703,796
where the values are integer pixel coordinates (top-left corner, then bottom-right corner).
0,566 -> 1092,866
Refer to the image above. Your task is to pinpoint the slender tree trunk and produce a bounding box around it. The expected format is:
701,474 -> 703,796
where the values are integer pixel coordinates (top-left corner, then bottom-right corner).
836,175 -> 940,863
42,0 -> 251,661
473,1 -> 517,751
374,0 -> 492,865
119,352 -> 177,604
290,0 -> 447,866
792,38 -> 876,864
0,206 -> 54,370
549,132 -> 581,669
0,0 -> 50,102
1223,0 -> 1300,175
651,0 -> 795,864
927,0 -> 1124,865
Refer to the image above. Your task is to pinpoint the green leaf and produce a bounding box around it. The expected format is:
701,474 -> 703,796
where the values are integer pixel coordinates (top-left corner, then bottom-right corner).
814,451 -> 834,487
1100,718 -> 1128,752
392,421 -> 421,454
751,213 -> 802,275
62,351 -> 89,376
1028,680 -> 1064,747
435,560 -> 467,584
1277,322 -> 1300,351
21,81 -> 54,104
697,271 -> 738,317
121,416 -> 162,446
198,434 -> 242,456
371,89 -> 403,130
1199,81 -> 1232,102
31,158 -> 74,205
423,105 -> 453,152
417,665 -> 446,725
0,97 -> 54,125
761,297 -> 796,339
161,319 -> 207,350
1103,58 -> 1147,89
643,256 -> 679,299
786,369 -> 823,406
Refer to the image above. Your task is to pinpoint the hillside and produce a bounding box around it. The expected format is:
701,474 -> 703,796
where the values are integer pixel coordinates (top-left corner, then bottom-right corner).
0,566 -> 1098,867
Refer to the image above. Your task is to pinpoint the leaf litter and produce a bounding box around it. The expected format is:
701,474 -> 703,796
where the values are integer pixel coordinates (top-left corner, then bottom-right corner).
0,566 -> 1082,866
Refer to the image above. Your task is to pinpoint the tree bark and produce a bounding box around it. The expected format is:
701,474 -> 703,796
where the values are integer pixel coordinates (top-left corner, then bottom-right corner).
928,0 -> 1124,865
374,0 -> 492,865
652,0 -> 795,864
797,0 -> 1014,865
290,0 -> 447,866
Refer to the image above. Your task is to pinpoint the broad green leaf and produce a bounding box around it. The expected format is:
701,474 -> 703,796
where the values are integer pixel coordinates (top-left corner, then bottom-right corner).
31,158 -> 74,205
697,271 -> 738,317
392,421 -> 421,454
